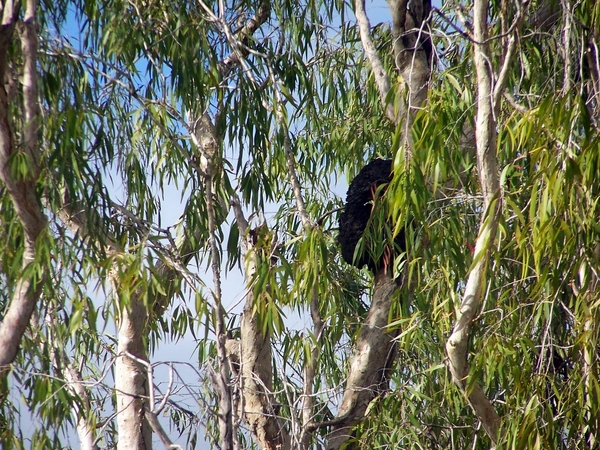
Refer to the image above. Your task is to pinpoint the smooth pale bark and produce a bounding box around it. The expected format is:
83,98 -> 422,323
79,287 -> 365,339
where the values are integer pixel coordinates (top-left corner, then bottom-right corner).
326,272 -> 398,450
65,365 -> 99,450
56,192 -> 213,450
0,0 -> 48,378
445,0 -> 503,444
324,3 -> 431,448
231,199 -> 291,450
55,195 -> 153,449
115,298 -> 153,450
354,0 -> 395,122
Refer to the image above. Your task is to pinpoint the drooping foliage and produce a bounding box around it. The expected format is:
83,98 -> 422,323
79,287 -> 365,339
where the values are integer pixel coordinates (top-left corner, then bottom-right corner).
1,0 -> 600,449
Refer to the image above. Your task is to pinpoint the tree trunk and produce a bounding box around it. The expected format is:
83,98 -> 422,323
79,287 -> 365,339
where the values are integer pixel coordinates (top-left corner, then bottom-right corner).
239,298 -> 289,450
231,199 -> 290,450
115,298 -> 153,450
445,0 -> 505,443
388,0 -> 432,152
326,271 -> 398,450
0,0 -> 48,380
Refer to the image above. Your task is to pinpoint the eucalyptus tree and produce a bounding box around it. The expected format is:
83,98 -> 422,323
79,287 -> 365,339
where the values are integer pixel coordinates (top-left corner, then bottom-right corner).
0,0 -> 599,449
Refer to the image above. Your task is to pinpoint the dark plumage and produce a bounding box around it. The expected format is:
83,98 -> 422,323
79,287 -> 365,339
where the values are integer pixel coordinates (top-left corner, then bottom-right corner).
338,159 -> 405,272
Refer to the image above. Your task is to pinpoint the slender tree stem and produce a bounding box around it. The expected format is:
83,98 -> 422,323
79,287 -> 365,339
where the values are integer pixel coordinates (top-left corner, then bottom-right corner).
445,0 -> 503,443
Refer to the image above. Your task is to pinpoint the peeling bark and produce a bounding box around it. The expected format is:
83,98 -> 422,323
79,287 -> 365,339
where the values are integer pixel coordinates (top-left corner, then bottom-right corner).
388,0 -> 432,113
239,296 -> 288,450
355,0 -> 431,128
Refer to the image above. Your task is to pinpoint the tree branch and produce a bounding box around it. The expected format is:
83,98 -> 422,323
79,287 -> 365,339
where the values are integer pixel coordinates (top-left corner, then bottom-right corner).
325,4 -> 432,447
202,114 -> 235,450
299,286 -> 324,449
445,0 -> 502,444
354,0 -> 396,123
217,1 -> 270,79
492,2 -> 529,112
232,195 -> 290,450
326,271 -> 399,450
388,0 -> 432,152
0,0 -> 48,377
192,3 -> 292,447
145,408 -> 184,450
64,364 -> 99,450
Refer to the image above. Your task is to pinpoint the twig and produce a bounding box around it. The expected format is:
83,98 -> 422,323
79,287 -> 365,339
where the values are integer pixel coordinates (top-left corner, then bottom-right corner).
155,362 -> 175,415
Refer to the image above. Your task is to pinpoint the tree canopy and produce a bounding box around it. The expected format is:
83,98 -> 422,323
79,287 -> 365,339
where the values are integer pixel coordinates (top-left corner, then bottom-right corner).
1,0 -> 600,449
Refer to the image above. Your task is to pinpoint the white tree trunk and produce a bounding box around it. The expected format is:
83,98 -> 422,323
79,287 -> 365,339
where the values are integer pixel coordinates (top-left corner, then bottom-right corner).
115,299 -> 153,450
444,0 -> 509,444
326,272 -> 398,450
64,365 -> 99,450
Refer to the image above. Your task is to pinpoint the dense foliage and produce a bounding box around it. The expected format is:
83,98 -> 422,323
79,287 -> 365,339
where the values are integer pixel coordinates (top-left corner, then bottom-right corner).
1,0 -> 599,448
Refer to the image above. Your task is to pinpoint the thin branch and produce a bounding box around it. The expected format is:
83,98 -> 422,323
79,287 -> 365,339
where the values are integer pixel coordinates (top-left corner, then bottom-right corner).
561,0 -> 573,95
145,409 -> 184,450
190,4 -> 291,448
201,118 -> 234,450
354,0 -> 396,123
503,91 -> 528,113
432,7 -> 472,40
155,362 -> 175,415
492,1 -> 529,112
299,286 -> 324,449
262,60 -> 312,229
197,0 -> 270,80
